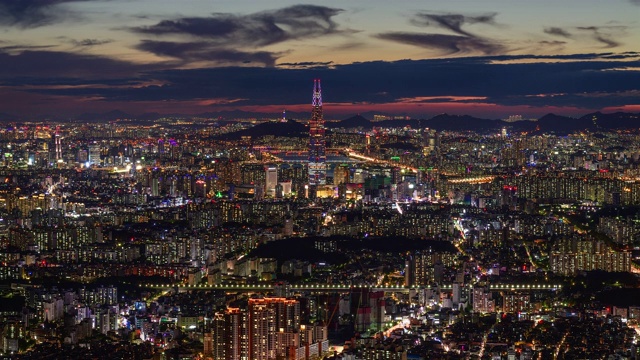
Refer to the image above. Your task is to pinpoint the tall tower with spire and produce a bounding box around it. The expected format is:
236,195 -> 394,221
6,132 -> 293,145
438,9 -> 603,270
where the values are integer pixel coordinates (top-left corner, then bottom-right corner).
308,79 -> 327,186
54,126 -> 62,162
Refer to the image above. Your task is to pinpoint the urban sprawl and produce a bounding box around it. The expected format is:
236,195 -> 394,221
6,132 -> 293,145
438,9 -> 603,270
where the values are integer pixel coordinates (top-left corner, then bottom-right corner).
0,81 -> 639,360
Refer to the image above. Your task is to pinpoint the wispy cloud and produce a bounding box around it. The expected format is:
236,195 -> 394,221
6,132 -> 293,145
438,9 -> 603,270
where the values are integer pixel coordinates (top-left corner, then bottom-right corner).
544,27 -> 573,38
577,26 -> 622,48
410,13 -> 498,37
136,40 -> 281,67
377,12 -> 504,55
71,38 -> 113,47
593,35 -> 620,48
377,33 -> 503,55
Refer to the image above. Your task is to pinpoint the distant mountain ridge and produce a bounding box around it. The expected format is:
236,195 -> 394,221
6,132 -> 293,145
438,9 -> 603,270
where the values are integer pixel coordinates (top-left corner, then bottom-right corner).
0,109 -> 638,136
213,111 -> 639,140
328,112 -> 640,134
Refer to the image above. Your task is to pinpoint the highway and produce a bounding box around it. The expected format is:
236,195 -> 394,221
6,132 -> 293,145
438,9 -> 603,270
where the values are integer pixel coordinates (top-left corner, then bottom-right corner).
344,148 -> 418,173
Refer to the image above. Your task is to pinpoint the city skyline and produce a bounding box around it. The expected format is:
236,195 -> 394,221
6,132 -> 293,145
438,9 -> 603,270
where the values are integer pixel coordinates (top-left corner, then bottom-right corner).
0,0 -> 638,119
1,77 -> 640,357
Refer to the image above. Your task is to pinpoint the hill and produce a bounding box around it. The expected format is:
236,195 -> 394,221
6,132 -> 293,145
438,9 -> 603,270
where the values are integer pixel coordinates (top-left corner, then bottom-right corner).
584,112 -> 640,130
530,113 -> 592,135
327,114 -> 372,129
216,119 -> 308,140
247,237 -> 345,265
247,236 -> 456,267
328,114 -> 503,132
426,114 -> 502,132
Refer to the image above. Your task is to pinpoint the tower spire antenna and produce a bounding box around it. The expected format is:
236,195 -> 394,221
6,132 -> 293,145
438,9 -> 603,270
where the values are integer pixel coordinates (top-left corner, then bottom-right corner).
312,79 -> 322,107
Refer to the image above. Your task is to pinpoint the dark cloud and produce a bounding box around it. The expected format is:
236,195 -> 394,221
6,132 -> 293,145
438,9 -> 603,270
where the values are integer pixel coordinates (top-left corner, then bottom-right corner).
378,12 -> 503,55
136,40 -> 208,58
133,17 -> 238,38
131,5 -> 343,67
539,41 -> 567,46
544,27 -> 573,38
278,61 -> 334,68
136,40 -> 280,67
0,44 -> 55,51
131,5 -> 344,47
410,13 -> 498,37
577,26 -> 599,31
481,90 -> 640,109
377,32 -> 503,55
0,0 -> 96,28
0,46 -> 637,112
15,53 -> 639,111
486,53 -> 637,61
72,38 -> 113,47
600,51 -> 639,59
630,0 -> 640,5
0,49 -> 163,80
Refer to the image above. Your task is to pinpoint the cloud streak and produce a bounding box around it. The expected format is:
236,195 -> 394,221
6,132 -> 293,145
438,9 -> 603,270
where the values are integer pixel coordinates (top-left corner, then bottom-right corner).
136,40 -> 280,67
410,13 -> 498,37
72,38 -> 113,47
544,27 -> 573,38
377,33 -> 502,55
577,26 -> 622,48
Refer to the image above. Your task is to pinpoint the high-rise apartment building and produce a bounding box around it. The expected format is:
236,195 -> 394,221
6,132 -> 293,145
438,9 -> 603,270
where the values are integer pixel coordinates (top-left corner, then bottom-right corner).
210,298 -> 307,360
210,308 -> 248,360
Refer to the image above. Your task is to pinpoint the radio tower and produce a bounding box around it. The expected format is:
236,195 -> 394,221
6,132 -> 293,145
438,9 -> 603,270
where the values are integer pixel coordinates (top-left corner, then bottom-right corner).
308,79 -> 327,186
54,126 -> 62,161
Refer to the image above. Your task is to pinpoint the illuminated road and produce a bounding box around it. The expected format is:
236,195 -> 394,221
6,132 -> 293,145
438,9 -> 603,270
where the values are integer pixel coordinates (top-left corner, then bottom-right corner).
344,149 -> 418,173
252,146 -> 423,174
478,324 -> 493,360
523,242 -> 538,270
554,331 -> 569,360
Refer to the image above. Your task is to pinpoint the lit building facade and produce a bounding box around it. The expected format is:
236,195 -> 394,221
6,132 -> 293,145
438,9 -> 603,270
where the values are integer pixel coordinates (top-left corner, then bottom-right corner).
308,79 -> 327,186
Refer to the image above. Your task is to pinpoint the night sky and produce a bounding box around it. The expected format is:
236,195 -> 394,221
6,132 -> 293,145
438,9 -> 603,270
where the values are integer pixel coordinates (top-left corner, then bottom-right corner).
1,0 -> 639,118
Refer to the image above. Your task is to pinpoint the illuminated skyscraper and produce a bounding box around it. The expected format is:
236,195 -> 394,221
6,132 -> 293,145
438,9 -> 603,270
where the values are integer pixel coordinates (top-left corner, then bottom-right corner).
265,166 -> 278,192
308,79 -> 327,185
54,126 -> 62,162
